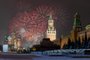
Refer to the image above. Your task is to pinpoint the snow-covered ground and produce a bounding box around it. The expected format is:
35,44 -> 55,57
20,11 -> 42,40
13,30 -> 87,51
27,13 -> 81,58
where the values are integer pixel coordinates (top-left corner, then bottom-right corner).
33,56 -> 90,60
0,55 -> 90,60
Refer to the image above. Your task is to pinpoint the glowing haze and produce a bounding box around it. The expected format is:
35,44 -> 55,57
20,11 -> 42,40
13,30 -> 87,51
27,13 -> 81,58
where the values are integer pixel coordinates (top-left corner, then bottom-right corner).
7,0 -> 73,48
8,2 -> 60,47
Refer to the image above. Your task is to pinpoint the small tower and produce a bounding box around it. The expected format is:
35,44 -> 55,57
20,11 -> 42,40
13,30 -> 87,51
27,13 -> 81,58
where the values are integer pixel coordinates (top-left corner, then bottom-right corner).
71,12 -> 82,41
46,14 -> 56,41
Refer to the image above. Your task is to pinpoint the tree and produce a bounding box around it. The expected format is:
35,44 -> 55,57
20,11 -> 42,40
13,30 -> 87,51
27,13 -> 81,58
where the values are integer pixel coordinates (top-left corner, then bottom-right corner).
77,37 -> 81,49
0,45 -> 2,51
60,37 -> 62,49
84,32 -> 88,48
81,36 -> 85,48
63,44 -> 68,49
67,37 -> 71,49
87,37 -> 90,48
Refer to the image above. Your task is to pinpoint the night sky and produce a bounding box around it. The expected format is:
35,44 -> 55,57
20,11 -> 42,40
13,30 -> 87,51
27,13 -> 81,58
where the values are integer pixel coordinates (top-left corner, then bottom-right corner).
0,0 -> 90,43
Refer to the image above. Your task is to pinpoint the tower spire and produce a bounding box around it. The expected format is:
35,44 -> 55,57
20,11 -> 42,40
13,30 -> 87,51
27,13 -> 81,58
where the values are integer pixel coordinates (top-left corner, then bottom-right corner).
73,12 -> 82,32
49,14 -> 53,20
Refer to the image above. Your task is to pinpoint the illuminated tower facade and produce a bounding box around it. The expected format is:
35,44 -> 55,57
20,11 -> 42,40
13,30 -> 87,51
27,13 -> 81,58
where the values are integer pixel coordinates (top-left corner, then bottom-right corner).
46,15 -> 56,41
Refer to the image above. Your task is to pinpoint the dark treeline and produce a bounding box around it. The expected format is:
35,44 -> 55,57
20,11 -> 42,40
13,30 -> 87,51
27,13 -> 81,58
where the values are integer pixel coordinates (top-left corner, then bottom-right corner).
63,32 -> 90,49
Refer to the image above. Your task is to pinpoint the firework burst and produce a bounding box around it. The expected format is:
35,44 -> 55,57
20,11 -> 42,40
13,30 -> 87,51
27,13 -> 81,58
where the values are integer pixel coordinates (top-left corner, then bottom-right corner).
8,1 -> 68,47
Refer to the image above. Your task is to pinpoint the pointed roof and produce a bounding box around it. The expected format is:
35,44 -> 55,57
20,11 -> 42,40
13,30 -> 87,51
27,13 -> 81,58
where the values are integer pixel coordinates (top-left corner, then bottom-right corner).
74,12 -> 80,18
48,13 -> 53,20
73,12 -> 81,27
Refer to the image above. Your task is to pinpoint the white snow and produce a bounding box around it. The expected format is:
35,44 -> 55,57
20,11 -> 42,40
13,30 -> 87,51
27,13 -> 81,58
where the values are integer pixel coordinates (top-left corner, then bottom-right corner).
33,56 -> 90,60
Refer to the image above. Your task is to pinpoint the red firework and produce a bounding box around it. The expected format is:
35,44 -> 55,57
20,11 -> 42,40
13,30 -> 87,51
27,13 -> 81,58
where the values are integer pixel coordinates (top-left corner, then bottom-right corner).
9,11 -> 47,40
9,4 -> 59,41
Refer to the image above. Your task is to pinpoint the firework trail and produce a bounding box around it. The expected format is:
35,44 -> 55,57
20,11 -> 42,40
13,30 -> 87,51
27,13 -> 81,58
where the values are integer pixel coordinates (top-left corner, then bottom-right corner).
8,1 -> 67,47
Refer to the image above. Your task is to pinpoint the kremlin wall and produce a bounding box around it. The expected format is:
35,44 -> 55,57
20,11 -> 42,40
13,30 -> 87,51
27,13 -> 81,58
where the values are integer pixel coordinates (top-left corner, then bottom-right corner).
54,12 -> 90,48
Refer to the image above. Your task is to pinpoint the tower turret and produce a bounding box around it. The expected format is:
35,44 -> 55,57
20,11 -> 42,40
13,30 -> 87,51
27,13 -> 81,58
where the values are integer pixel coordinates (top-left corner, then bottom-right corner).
71,12 -> 82,41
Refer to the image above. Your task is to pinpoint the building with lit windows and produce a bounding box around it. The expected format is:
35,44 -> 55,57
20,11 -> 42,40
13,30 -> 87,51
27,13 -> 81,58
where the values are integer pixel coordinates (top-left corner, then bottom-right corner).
46,15 -> 56,41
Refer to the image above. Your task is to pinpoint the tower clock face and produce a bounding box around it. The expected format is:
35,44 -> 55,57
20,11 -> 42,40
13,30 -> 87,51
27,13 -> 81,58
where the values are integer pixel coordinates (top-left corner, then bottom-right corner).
48,20 -> 53,26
